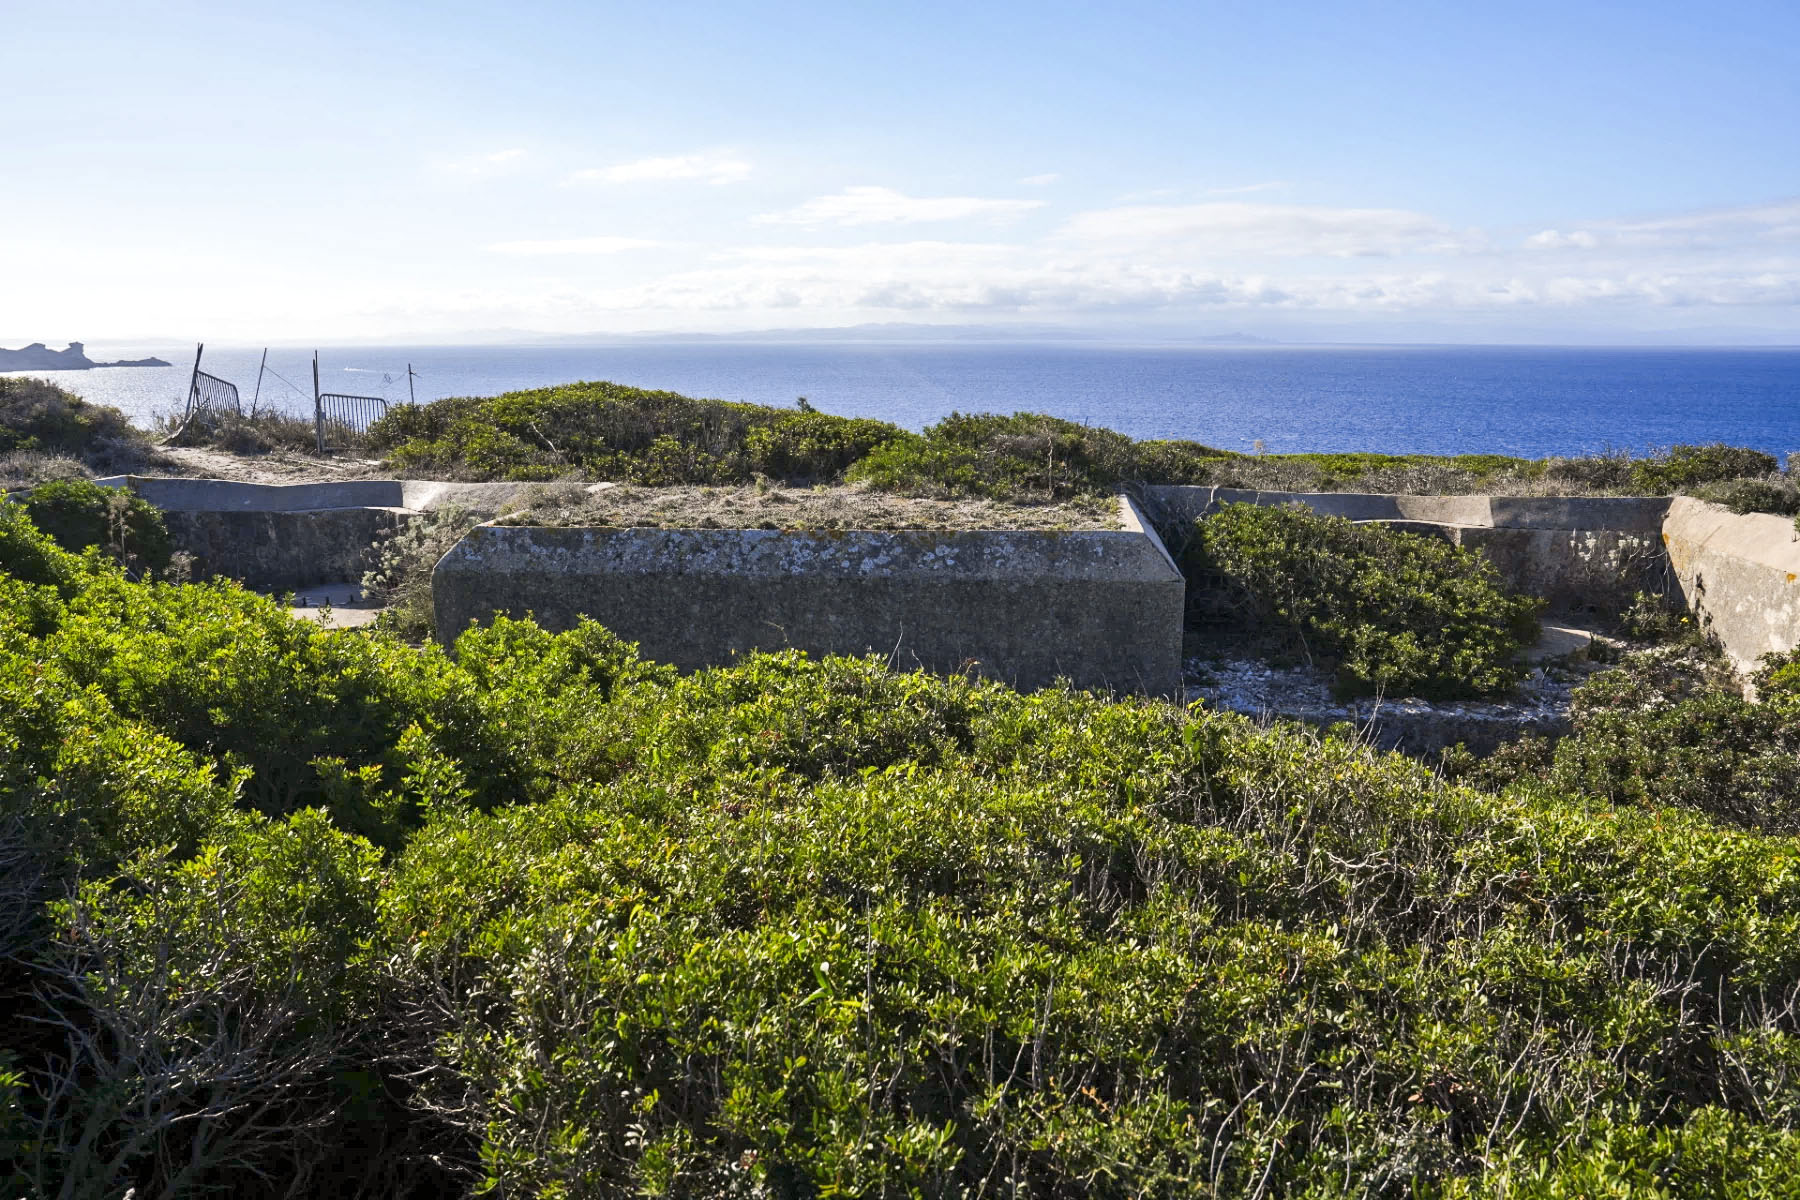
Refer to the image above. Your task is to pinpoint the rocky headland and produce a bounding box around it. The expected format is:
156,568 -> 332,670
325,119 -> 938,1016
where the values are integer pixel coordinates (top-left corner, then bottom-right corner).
0,341 -> 170,370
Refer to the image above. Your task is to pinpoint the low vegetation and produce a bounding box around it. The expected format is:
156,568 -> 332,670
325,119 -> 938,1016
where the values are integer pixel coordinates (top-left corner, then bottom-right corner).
15,478 -> 173,577
1186,503 -> 1543,699
1447,602 -> 1800,834
0,377 -> 156,486
9,500 -> 1800,1196
492,481 -> 1122,531
365,379 -> 1792,507
366,383 -> 1232,496
155,405 -> 329,455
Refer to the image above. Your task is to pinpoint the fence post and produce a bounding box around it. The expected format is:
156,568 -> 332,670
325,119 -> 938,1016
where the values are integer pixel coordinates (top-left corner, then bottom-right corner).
313,352 -> 324,455
185,343 -> 204,418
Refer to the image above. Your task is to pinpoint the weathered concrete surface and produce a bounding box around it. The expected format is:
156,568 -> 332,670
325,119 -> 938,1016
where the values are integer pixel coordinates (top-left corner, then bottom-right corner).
1140,485 -> 1672,613
162,507 -> 410,590
434,496 -> 1186,694
1664,497 -> 1800,671
82,476 -> 526,591
93,476 -> 527,514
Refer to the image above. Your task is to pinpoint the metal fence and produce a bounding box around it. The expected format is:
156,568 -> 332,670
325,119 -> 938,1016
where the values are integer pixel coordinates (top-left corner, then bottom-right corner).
187,369 -> 242,418
314,392 -> 389,450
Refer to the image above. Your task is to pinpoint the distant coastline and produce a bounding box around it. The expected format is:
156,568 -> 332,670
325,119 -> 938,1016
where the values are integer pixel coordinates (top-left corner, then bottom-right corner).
0,341 -> 170,371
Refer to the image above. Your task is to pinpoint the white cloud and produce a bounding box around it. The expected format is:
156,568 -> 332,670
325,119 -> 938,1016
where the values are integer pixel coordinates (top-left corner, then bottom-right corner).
754,186 -> 1044,227
1059,202 -> 1477,257
1019,173 -> 1061,186
1525,229 -> 1600,250
1525,200 -> 1800,253
486,236 -> 662,255
567,153 -> 752,186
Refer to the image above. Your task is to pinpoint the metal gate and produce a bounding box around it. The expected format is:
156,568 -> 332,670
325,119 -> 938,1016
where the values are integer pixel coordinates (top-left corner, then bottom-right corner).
314,392 -> 389,451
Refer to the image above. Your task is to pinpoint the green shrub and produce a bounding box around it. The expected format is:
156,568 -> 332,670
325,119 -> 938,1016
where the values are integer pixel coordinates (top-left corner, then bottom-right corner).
1629,442 -> 1779,493
26,811 -> 389,1197
0,376 -> 150,472
19,478 -> 172,576
744,410 -> 905,480
14,498 -> 1800,1195
1188,502 -> 1543,698
1468,643 -> 1800,834
1688,474 -> 1800,515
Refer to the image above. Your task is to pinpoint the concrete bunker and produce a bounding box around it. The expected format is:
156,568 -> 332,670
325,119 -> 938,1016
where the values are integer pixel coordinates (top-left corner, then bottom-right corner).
432,494 -> 1188,696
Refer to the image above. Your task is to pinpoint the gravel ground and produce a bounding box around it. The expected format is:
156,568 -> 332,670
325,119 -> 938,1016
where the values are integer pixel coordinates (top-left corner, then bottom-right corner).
1184,652 -> 1615,756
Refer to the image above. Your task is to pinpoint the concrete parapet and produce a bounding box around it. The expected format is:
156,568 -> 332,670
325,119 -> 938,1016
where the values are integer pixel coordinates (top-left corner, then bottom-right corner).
434,496 -> 1186,695
1486,496 -> 1670,532
78,476 -> 528,590
1664,497 -> 1800,671
93,476 -> 528,515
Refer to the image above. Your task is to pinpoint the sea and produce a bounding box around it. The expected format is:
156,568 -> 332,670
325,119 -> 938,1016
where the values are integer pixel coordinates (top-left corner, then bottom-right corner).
8,342 -> 1800,461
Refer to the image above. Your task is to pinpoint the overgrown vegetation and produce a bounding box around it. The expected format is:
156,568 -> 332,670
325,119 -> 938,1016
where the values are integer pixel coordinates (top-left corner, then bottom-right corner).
368,383 -> 1234,496
361,504 -> 480,641
1186,503 -> 1543,699
9,499 -> 1800,1195
15,478 -> 173,577
0,377 -> 155,484
1446,605 -> 1800,833
365,380 -> 1791,506
155,406 -> 328,455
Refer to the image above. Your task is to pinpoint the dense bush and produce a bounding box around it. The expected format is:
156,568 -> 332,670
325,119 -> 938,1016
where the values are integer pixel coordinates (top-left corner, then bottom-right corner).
0,376 -> 152,476
361,379 -> 1794,505
1688,474 -> 1800,516
1628,442 -> 1779,492
17,478 -> 173,576
1459,642 -> 1800,833
10,501 -> 1800,1195
1188,502 -> 1543,698
367,384 -> 1237,495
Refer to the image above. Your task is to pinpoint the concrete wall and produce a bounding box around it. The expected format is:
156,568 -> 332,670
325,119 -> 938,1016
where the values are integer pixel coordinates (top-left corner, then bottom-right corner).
82,476 -> 527,589
162,507 -> 411,590
1140,485 -> 1672,613
1664,497 -> 1800,672
93,476 -> 528,515
434,496 -> 1186,695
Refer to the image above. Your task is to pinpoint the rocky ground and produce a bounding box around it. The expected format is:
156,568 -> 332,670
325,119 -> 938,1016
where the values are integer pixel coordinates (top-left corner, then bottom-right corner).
1185,626 -> 1619,756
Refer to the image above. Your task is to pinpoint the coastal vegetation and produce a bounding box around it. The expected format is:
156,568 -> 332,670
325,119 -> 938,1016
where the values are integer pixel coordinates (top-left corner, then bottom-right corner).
1186,503 -> 1543,699
9,499 -> 1800,1195
0,377 -> 155,487
1445,609 -> 1800,834
363,379 -> 1796,507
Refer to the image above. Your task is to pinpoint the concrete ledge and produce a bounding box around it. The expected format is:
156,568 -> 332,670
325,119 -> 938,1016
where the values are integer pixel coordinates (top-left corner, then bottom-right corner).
433,495 -> 1186,694
1665,497 -> 1800,671
92,476 -> 529,515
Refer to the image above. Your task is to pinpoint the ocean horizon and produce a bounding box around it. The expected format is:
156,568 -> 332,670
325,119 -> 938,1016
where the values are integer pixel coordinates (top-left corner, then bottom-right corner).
8,341 -> 1799,461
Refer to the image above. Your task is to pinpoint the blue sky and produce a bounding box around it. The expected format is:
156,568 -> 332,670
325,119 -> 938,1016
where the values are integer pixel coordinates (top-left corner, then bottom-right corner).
5,0 -> 1798,342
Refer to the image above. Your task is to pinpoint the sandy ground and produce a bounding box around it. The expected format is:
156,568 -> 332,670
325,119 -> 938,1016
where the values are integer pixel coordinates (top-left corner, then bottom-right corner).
154,446 -> 392,484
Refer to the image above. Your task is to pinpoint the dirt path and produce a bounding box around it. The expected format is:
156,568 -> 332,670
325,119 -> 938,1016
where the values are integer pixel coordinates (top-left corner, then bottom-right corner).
155,446 -> 390,484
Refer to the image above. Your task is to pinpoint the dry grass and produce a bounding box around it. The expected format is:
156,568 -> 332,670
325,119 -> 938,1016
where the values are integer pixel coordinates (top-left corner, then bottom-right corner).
0,450 -> 90,491
493,483 -> 1122,531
